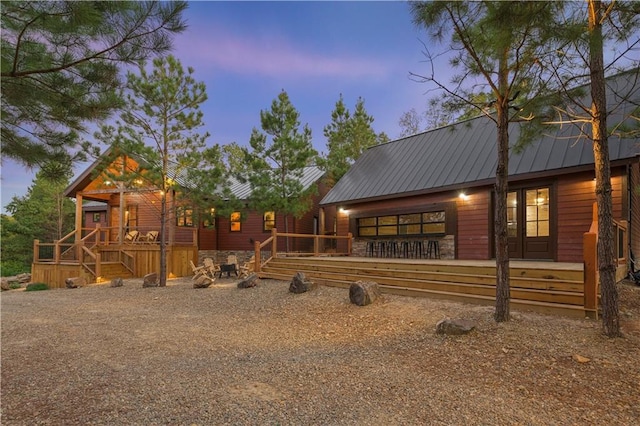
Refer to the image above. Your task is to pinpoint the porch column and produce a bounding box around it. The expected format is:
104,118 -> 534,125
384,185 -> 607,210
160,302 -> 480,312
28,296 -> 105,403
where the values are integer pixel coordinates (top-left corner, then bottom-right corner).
75,193 -> 83,243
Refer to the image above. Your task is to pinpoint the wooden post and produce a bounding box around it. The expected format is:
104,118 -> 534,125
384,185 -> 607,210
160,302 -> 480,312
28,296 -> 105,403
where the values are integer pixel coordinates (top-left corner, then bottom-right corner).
271,228 -> 277,258
583,232 -> 598,319
95,252 -> 102,281
583,202 -> 599,319
75,193 -> 83,243
254,240 -> 261,273
313,235 -> 319,256
33,239 -> 40,263
347,232 -> 353,256
54,240 -> 61,263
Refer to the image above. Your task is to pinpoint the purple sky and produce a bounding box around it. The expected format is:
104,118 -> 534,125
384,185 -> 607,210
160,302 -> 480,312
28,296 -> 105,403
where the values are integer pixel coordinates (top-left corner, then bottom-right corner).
2,1 -> 443,212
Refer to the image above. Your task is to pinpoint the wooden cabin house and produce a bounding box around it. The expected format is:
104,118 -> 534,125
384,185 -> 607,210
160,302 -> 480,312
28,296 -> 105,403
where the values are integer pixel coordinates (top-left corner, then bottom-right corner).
31,150 -> 329,287
320,71 -> 640,278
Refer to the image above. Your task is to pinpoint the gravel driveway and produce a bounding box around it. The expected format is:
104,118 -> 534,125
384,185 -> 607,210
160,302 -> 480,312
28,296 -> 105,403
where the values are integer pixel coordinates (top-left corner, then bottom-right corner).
2,277 -> 639,425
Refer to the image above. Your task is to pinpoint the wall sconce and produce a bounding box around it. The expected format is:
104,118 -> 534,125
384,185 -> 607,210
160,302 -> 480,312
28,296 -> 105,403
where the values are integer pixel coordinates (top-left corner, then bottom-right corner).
459,192 -> 469,201
339,207 -> 349,215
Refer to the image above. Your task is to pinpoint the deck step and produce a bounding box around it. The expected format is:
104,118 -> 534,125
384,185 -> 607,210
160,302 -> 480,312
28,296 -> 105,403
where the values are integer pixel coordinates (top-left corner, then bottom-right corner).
259,257 -> 586,317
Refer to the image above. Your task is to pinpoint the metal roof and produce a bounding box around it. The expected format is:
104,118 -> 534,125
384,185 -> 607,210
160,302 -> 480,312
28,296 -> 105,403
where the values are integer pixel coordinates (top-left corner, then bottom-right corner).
227,166 -> 325,200
321,72 -> 640,206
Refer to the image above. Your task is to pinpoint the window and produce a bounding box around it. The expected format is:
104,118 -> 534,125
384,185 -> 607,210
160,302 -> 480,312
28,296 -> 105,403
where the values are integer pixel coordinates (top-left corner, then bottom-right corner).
176,206 -> 194,227
263,211 -> 275,232
203,207 -> 216,229
92,213 -> 101,223
525,188 -> 549,237
230,211 -> 241,232
357,210 -> 447,237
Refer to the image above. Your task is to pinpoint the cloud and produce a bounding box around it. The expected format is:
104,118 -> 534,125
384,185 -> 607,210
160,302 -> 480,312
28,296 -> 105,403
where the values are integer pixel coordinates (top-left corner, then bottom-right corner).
174,30 -> 390,81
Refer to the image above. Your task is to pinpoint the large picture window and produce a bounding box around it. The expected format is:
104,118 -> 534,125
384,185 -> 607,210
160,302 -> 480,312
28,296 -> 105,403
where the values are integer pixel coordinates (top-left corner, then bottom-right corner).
357,210 -> 447,237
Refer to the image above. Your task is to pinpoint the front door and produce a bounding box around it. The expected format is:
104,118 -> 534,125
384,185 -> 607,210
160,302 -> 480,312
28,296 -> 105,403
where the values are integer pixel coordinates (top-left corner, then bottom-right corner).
506,187 -> 553,260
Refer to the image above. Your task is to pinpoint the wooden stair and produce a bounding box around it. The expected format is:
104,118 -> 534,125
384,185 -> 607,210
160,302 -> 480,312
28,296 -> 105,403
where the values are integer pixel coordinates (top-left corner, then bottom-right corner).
87,261 -> 134,281
259,257 -> 586,317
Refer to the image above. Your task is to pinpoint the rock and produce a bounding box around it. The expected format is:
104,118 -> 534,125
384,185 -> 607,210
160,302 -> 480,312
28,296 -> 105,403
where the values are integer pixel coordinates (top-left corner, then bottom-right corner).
17,273 -> 31,283
289,272 -> 316,294
1,279 -> 10,291
349,280 -> 381,306
142,273 -> 159,288
572,354 -> 591,364
193,275 -> 214,288
435,318 -> 476,335
237,273 -> 259,289
65,276 -> 87,289
110,278 -> 124,288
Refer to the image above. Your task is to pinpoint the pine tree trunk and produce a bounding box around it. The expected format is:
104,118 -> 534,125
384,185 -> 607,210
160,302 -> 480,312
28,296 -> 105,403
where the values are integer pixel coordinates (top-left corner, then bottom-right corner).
494,55 -> 511,323
588,0 -> 620,337
159,192 -> 167,287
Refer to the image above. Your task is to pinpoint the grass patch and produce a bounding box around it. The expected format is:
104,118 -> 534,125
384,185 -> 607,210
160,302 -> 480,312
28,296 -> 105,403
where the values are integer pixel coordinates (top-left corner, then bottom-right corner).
9,282 -> 22,290
25,283 -> 49,292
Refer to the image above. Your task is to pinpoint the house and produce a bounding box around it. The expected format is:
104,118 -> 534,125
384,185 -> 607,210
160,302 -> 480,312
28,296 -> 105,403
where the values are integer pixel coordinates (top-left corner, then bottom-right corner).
320,72 -> 639,273
32,151 -> 329,286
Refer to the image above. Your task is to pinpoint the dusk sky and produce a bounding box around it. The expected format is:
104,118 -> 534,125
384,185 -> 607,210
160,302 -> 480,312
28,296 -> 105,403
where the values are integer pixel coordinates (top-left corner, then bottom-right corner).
1,1 -> 447,212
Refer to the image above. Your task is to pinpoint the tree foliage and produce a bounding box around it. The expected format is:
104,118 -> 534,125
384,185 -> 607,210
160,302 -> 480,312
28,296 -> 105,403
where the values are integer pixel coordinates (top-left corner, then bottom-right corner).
246,90 -> 318,238
412,1 -> 562,322
320,95 -> 382,186
1,1 -> 187,167
2,163 -> 75,274
95,55 -> 224,287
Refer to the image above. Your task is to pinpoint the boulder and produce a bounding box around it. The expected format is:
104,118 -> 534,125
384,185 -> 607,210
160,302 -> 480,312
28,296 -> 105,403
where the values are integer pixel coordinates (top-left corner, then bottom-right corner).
289,272 -> 317,294
193,275 -> 214,288
142,272 -> 159,288
65,276 -> 87,289
349,280 -> 381,306
1,279 -> 10,291
110,278 -> 124,288
435,318 -> 476,336
237,273 -> 259,289
16,273 -> 31,283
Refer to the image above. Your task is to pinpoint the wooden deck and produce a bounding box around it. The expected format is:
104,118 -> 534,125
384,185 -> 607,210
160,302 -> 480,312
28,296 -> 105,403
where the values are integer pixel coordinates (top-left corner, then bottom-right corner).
259,256 -> 588,318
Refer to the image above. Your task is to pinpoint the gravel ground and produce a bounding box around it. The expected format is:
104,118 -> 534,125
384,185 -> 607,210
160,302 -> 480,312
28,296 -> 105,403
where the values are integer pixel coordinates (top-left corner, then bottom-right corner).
2,277 -> 639,425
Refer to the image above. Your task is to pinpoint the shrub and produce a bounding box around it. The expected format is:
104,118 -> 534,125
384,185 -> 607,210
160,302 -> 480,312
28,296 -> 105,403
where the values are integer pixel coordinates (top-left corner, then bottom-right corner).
0,260 -> 30,277
9,282 -> 22,290
25,283 -> 49,291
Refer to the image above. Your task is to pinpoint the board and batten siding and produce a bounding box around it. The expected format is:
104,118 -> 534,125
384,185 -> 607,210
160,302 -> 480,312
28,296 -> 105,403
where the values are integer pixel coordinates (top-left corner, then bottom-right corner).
457,189 -> 491,260
630,161 -> 640,259
556,170 -> 624,263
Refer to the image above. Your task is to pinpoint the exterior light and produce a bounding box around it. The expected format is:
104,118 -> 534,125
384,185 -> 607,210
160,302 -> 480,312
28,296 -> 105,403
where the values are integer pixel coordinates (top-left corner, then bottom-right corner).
459,192 -> 469,201
339,207 -> 349,214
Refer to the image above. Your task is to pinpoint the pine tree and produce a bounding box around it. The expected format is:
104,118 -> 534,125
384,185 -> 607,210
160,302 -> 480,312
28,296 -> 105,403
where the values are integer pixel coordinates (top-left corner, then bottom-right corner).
1,1 -> 187,167
246,90 -> 318,249
95,55 -> 225,287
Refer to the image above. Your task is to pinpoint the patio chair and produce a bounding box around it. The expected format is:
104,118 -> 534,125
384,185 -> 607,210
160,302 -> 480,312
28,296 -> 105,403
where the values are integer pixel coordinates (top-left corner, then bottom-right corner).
239,256 -> 255,278
124,230 -> 139,243
189,260 -> 207,280
203,258 -> 220,278
139,230 -> 159,244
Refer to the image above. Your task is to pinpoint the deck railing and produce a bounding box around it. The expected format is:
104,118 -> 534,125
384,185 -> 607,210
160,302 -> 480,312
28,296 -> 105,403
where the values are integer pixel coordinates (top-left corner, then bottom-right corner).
254,228 -> 352,273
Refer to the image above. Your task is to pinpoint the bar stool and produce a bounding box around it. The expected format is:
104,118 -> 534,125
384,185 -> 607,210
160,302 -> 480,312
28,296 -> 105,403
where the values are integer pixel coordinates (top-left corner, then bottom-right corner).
366,240 -> 376,257
412,240 -> 424,259
400,241 -> 411,258
426,240 -> 440,259
386,240 -> 398,258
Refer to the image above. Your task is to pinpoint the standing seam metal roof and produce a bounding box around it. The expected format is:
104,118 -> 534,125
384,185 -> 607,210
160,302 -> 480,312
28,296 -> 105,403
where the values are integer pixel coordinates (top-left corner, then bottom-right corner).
321,72 -> 639,206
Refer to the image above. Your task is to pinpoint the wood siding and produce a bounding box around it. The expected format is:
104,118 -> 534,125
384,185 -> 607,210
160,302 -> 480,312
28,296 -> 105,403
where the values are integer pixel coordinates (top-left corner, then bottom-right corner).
457,189 -> 491,260
556,170 -> 625,263
630,161 -> 640,260
334,168 -> 631,263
